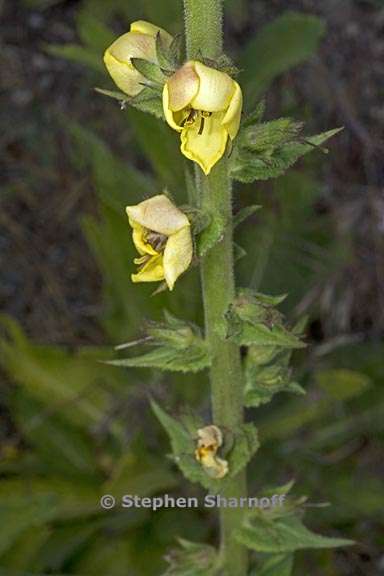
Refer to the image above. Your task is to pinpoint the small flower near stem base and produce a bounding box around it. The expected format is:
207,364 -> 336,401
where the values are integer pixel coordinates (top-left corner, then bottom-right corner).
163,61 -> 243,175
195,425 -> 229,479
104,21 -> 173,96
126,195 -> 193,291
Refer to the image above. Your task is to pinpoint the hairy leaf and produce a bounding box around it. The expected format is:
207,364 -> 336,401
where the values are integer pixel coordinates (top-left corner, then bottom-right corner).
236,514 -> 354,553
231,128 -> 343,183
252,555 -> 294,576
108,316 -> 211,373
162,539 -> 220,576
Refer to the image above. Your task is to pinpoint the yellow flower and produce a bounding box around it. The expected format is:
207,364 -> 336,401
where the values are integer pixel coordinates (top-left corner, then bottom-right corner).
104,21 -> 173,97
126,195 -> 193,291
163,61 -> 242,175
195,425 -> 228,479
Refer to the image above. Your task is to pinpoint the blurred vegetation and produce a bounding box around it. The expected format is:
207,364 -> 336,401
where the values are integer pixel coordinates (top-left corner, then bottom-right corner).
1,0 -> 383,574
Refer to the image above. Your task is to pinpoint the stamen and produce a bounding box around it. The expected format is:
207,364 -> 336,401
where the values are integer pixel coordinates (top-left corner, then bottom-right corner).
146,230 -> 168,252
198,116 -> 205,135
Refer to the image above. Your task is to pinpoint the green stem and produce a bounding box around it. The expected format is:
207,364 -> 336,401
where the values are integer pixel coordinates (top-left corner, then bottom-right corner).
198,163 -> 248,576
183,0 -> 223,59
183,2 -> 248,574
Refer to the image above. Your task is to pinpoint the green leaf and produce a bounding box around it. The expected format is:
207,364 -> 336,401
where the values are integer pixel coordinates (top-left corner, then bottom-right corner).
240,118 -> 304,152
240,11 -> 326,102
233,205 -> 262,229
315,369 -> 371,401
236,514 -> 354,553
108,316 -> 211,373
76,11 -> 115,52
243,99 -> 266,127
227,423 -> 259,478
224,290 -> 304,349
231,128 -> 343,183
245,347 -> 305,408
131,58 -> 167,85
0,495 -> 58,557
155,31 -> 181,72
46,44 -> 104,73
162,539 -> 220,576
252,554 -> 294,576
197,212 -> 226,257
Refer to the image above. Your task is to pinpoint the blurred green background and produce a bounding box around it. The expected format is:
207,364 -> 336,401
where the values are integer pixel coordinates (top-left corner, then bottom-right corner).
1,0 -> 383,574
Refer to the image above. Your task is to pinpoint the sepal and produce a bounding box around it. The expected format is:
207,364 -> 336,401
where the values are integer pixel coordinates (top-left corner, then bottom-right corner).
96,85 -> 164,119
223,289 -> 305,349
108,313 -> 211,373
162,539 -> 220,576
231,119 -> 343,182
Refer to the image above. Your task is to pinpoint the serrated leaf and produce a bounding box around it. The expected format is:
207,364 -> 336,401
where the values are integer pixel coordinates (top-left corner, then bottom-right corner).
231,128 -> 343,183
243,99 -> 266,127
227,423 -> 259,478
95,87 -> 128,102
240,118 -> 304,152
155,32 -> 178,72
234,205 -> 262,229
47,44 -> 104,73
150,401 -> 211,488
197,212 -> 226,257
108,315 -> 211,373
245,347 -> 305,408
252,554 -> 294,576
131,58 -> 166,85
163,539 -> 220,576
236,514 -> 354,553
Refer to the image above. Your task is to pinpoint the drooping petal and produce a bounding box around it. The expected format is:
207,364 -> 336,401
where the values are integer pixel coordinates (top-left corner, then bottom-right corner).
166,62 -> 200,112
222,81 -> 243,140
131,254 -> 164,283
163,226 -> 193,290
180,112 -> 228,175
191,61 -> 235,113
163,84 -> 183,132
126,195 -> 189,236
130,20 -> 173,46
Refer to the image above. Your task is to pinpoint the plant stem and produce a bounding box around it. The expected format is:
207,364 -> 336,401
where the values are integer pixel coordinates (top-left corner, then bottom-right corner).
183,2 -> 248,573
183,0 -> 223,59
198,163 -> 248,576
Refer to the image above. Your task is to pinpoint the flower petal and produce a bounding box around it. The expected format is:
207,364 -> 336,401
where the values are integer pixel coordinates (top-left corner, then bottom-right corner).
130,220 -> 159,256
130,20 -> 173,46
103,49 -> 144,96
192,61 -> 235,112
131,254 -> 164,283
163,84 -> 183,132
166,62 -> 200,112
222,81 -> 243,140
180,112 -> 228,175
163,226 -> 193,290
126,195 -> 190,236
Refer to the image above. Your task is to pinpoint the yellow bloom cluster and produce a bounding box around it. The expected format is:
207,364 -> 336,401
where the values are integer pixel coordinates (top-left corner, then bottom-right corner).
104,23 -> 243,175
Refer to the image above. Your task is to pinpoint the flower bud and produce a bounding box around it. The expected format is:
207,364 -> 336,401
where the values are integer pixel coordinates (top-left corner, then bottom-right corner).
104,21 -> 173,97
